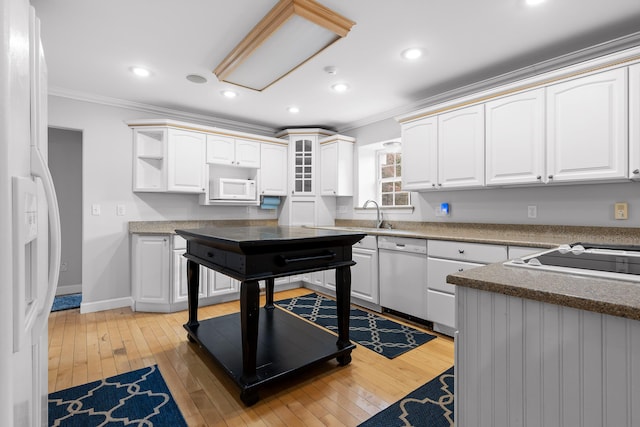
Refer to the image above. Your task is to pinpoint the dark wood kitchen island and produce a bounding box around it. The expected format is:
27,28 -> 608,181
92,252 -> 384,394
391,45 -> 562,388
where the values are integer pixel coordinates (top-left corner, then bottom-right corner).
175,226 -> 365,405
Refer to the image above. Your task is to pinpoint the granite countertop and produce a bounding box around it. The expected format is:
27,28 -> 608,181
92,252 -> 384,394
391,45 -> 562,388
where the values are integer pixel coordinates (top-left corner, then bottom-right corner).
447,262 -> 640,321
128,219 -> 278,234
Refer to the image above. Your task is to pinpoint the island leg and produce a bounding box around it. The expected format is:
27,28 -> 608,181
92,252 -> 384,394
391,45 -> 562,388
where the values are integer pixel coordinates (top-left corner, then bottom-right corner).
186,259 -> 200,330
240,279 -> 260,405
335,266 -> 352,366
264,278 -> 275,309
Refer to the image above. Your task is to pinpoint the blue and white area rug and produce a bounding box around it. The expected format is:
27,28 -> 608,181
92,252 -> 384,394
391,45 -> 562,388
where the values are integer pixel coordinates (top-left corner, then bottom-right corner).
276,293 -> 436,359
51,293 -> 81,312
49,365 -> 187,427
358,366 -> 455,427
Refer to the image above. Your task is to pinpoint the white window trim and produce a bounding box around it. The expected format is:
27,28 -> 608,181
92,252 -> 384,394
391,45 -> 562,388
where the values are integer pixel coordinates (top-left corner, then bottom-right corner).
376,149 -> 411,208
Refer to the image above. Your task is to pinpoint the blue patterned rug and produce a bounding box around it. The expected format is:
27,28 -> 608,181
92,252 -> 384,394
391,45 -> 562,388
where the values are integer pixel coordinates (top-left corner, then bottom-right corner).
358,366 -> 455,427
51,293 -> 81,312
276,293 -> 436,359
48,365 -> 187,427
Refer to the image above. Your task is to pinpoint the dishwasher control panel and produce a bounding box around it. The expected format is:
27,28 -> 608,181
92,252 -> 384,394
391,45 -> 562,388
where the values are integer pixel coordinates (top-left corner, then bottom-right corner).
377,236 -> 427,254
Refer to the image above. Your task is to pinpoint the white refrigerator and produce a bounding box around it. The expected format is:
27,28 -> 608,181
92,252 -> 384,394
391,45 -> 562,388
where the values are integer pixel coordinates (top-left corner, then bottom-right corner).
0,0 -> 61,425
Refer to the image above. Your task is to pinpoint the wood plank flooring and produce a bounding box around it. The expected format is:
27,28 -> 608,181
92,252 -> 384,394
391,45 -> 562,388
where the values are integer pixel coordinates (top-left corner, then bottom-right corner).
48,288 -> 454,426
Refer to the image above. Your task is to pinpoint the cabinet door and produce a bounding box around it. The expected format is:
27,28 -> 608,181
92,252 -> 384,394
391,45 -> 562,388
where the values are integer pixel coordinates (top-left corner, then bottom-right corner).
290,198 -> 316,226
486,89 -> 546,186
351,247 -> 379,304
630,64 -> 640,180
207,271 -> 239,297
235,138 -> 261,168
546,68 -> 628,182
132,235 -> 170,304
260,143 -> 288,195
320,143 -> 338,195
206,134 -> 235,165
401,117 -> 438,190
172,249 -> 206,304
292,137 -> 315,194
438,104 -> 485,188
167,129 -> 205,193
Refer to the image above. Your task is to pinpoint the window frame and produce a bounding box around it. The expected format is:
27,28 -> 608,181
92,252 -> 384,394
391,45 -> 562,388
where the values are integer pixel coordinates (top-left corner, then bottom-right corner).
376,149 -> 410,207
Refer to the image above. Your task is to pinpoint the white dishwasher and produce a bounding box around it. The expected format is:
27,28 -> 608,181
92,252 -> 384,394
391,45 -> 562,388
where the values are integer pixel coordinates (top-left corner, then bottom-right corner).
378,236 -> 427,320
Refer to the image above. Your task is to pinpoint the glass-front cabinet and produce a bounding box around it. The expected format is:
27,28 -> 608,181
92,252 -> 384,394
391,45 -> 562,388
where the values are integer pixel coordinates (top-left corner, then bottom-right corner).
293,138 -> 314,194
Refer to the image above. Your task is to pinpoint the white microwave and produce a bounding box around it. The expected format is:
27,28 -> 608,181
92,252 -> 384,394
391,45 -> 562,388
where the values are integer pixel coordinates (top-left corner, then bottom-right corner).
211,178 -> 257,200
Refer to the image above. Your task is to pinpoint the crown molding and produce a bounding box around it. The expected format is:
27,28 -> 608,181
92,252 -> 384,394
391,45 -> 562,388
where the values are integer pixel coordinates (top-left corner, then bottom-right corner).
48,87 -> 278,136
337,31 -> 640,133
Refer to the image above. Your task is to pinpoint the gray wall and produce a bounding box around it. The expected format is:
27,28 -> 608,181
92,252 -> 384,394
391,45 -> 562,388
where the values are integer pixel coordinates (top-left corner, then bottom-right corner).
48,127 -> 83,292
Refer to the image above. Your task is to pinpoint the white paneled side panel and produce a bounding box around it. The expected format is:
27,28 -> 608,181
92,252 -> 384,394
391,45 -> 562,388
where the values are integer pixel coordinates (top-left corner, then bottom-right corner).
456,287 -> 640,426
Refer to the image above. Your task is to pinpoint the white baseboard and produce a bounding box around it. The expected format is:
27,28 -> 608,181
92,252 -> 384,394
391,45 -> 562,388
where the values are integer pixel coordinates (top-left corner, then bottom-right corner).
55,284 -> 82,296
80,297 -> 133,314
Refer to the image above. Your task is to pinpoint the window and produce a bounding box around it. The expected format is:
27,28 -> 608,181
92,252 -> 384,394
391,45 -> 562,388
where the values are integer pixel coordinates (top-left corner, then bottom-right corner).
378,151 -> 410,206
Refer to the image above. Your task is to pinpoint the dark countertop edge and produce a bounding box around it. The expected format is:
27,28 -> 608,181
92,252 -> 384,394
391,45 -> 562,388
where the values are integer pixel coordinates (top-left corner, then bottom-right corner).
448,268 -> 640,322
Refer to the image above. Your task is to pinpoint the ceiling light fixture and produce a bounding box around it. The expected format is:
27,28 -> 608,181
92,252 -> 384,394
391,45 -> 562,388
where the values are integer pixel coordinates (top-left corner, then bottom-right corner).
287,106 -> 300,114
213,0 -> 355,91
221,90 -> 238,99
401,48 -> 423,60
331,82 -> 350,93
131,66 -> 151,77
525,0 -> 546,5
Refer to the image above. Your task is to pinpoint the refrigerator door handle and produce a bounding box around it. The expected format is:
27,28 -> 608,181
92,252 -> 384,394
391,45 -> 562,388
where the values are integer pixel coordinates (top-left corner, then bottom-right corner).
31,145 -> 61,333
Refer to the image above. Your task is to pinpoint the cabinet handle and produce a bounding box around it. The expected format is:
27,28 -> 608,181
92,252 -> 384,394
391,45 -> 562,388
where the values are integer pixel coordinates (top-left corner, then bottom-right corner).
438,183 -> 442,187
536,175 -> 542,180
276,251 -> 336,265
236,161 -> 240,165
634,169 -> 640,175
458,249 -> 465,254
206,252 -> 215,258
548,174 -> 554,180
458,268 -> 464,272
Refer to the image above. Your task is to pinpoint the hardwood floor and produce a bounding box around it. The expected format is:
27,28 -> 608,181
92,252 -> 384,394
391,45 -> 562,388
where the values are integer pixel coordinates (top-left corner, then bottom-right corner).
48,288 -> 454,426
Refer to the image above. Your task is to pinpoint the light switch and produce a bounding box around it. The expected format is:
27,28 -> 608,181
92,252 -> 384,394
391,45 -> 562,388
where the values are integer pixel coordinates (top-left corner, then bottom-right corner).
91,204 -> 101,216
116,204 -> 126,216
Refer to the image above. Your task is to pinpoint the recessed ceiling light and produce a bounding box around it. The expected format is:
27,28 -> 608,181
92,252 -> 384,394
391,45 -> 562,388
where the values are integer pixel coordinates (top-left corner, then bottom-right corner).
287,106 -> 300,114
221,90 -> 238,99
525,0 -> 545,5
331,83 -> 350,93
186,74 -> 207,84
131,66 -> 151,77
401,48 -> 423,60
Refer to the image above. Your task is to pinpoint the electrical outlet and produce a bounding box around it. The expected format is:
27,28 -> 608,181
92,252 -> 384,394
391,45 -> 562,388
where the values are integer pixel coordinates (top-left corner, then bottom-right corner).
527,205 -> 537,218
614,202 -> 628,220
60,261 -> 68,272
116,204 -> 126,216
91,204 -> 101,216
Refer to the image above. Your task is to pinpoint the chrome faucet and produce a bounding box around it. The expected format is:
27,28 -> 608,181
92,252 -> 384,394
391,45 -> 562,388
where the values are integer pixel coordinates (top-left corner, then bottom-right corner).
363,199 -> 383,228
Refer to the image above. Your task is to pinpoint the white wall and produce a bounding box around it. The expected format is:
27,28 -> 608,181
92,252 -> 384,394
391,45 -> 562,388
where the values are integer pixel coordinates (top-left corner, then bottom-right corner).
340,118 -> 640,228
47,96 -> 278,307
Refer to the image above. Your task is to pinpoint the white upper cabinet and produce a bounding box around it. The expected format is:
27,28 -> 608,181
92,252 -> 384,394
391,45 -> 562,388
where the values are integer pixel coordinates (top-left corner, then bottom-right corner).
546,67 -> 628,183
259,142 -> 288,196
167,129 -> 206,193
485,88 -> 546,186
132,127 -> 205,193
319,135 -> 354,196
401,117 -> 438,190
629,63 -> 640,180
291,136 -> 317,195
206,134 -> 260,168
438,104 -> 485,188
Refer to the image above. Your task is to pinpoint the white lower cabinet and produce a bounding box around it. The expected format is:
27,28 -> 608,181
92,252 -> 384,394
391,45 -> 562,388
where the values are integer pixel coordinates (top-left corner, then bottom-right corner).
427,240 -> 508,336
132,234 -> 241,312
351,236 -> 379,307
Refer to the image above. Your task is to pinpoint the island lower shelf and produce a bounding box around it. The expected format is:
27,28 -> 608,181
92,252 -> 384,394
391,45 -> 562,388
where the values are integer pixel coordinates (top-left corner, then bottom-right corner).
184,307 -> 355,398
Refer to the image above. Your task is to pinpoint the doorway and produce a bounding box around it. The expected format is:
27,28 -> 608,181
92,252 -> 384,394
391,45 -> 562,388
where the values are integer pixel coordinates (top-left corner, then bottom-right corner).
48,127 -> 83,296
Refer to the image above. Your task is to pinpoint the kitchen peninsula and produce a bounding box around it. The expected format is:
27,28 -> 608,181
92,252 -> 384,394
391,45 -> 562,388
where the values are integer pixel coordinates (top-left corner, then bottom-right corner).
449,254 -> 640,426
175,226 -> 365,405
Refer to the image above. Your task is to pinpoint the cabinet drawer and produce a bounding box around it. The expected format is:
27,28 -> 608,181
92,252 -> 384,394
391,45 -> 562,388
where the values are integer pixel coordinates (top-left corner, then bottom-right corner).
428,240 -> 507,263
353,235 -> 377,250
173,235 -> 186,250
427,290 -> 455,329
428,257 -> 483,293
